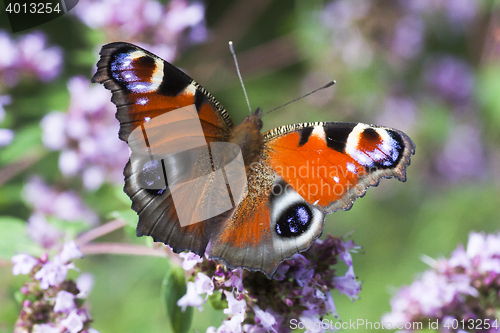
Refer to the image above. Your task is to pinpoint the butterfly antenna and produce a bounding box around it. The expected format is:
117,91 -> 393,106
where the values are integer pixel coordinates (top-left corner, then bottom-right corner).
229,41 -> 252,114
263,81 -> 336,116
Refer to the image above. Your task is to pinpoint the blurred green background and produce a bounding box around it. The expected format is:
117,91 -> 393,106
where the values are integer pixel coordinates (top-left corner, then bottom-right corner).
1,0 -> 500,332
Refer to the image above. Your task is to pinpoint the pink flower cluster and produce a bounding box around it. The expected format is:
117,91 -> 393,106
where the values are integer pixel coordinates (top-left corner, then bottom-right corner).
0,30 -> 62,87
0,30 -> 62,148
0,94 -> 13,147
41,77 -> 129,190
383,231 -> 500,333
11,242 -> 98,333
74,0 -> 206,62
321,0 -> 478,67
23,177 -> 98,249
178,235 -> 361,333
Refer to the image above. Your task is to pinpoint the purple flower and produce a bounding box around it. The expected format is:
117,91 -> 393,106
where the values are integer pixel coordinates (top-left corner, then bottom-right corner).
401,0 -> 478,25
16,32 -> 63,82
436,125 -> 485,183
60,309 -> 84,333
298,312 -> 325,333
223,291 -> 246,316
11,253 -> 38,275
54,290 -> 76,313
74,0 -> 206,62
339,239 -> 359,267
383,231 -> 500,332
253,305 -> 277,332
377,96 -> 417,134
224,269 -> 244,291
272,263 -> 290,281
41,76 -> 129,190
76,272 -> 94,298
333,266 -> 361,301
0,94 -> 13,147
390,15 -> 425,60
14,251 -> 97,332
320,0 -> 373,68
23,177 -> 98,225
26,212 -> 63,249
177,281 -> 203,312
0,128 -> 14,147
56,241 -> 84,264
183,235 -> 358,332
34,260 -> 71,289
425,55 -> 474,105
195,272 -> 214,298
443,0 -> 478,24
217,312 -> 245,333
163,1 -> 204,34
179,251 -> 204,270
33,323 -> 60,333
40,112 -> 67,150
0,31 -> 17,69
0,30 -> 62,86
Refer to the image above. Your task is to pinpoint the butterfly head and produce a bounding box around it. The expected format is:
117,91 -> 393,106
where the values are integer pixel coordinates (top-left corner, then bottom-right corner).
229,107 -> 264,166
241,107 -> 263,131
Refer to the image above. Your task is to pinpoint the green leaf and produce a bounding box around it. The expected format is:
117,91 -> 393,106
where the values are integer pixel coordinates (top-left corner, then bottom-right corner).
161,265 -> 193,333
108,210 -> 138,228
0,216 -> 43,259
0,184 -> 23,206
477,64 -> 500,128
13,291 -> 25,305
45,216 -> 90,239
112,185 -> 133,205
208,291 -> 227,310
0,124 -> 44,165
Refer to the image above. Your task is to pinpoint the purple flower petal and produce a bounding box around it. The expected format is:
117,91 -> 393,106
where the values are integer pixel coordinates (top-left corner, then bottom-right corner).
56,241 -> 84,264
0,32 -> 17,69
54,290 -> 76,313
32,323 -> 60,333
333,266 -> 361,301
224,269 -> 244,292
177,281 -> 203,312
34,260 -> 69,289
0,128 -> 14,147
179,251 -> 203,270
76,272 -> 94,298
223,291 -> 246,316
253,305 -> 277,331
27,212 -> 63,249
194,272 -> 214,298
11,253 -> 38,275
60,309 -> 84,333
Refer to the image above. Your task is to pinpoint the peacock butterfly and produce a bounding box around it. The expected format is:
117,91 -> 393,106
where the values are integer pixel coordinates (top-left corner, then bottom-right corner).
92,42 -> 415,278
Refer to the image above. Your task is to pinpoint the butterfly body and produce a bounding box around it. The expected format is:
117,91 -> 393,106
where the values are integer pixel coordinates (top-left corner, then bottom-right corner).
229,109 -> 263,168
93,42 -> 415,277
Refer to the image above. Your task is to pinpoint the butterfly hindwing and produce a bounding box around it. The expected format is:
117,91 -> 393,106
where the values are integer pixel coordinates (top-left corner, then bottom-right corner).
208,159 -> 326,277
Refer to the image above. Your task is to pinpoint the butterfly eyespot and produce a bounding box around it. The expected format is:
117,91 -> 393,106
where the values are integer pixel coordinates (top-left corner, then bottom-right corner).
275,204 -> 312,238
